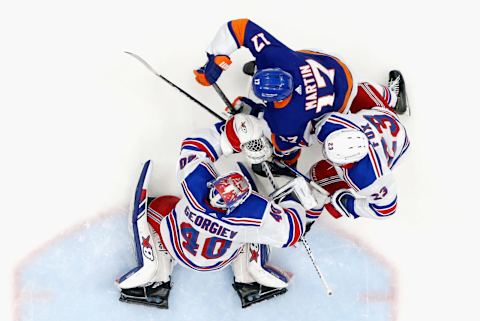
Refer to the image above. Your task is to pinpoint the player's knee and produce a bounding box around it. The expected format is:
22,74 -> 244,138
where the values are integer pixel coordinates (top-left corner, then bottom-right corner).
147,195 -> 180,233
149,196 -> 180,216
309,160 -> 349,195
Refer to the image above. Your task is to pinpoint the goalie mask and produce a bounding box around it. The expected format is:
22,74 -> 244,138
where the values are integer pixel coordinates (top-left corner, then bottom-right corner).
323,129 -> 369,165
208,172 -> 252,211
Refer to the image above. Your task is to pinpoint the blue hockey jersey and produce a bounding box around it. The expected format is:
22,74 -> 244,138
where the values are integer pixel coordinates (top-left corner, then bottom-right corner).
207,19 -> 356,155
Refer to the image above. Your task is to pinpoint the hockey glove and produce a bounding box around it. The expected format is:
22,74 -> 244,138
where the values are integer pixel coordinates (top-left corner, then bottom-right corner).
325,189 -> 359,219
194,54 -> 231,86
227,96 -> 266,116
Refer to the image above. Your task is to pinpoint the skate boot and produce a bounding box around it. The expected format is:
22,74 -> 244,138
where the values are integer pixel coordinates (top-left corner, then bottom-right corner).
119,282 -> 171,309
232,281 -> 287,308
388,70 -> 409,115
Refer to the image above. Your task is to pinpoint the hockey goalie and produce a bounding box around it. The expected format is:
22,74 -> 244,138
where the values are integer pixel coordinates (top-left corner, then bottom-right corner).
115,114 -> 321,308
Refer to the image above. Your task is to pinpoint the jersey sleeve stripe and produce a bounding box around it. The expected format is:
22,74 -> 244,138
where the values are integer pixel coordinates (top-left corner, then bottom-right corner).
199,162 -> 218,178
283,208 -> 303,247
369,197 -> 397,217
227,19 -> 249,47
222,217 -> 262,226
342,167 -> 361,192
306,207 -> 323,219
181,181 -> 206,212
182,137 -> 218,161
367,145 -> 383,178
329,115 -> 362,130
181,141 -> 215,162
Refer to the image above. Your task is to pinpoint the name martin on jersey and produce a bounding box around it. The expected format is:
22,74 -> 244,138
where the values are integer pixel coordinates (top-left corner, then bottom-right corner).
299,60 -> 335,113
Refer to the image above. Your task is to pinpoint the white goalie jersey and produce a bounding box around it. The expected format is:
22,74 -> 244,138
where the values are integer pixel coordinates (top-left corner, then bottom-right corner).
157,123 -> 306,271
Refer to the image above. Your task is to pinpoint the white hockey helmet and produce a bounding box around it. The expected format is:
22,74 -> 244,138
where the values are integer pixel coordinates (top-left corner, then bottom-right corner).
323,129 -> 369,165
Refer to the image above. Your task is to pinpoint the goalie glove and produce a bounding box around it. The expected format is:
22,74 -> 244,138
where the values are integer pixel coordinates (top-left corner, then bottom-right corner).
325,189 -> 359,219
220,114 -> 273,164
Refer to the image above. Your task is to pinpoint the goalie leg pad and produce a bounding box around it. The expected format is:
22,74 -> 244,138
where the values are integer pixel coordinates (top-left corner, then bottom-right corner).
119,281 -> 171,309
247,244 -> 289,288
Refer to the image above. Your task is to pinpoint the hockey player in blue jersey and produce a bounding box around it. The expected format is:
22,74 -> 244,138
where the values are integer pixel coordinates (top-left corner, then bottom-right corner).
116,114 -> 319,308
194,19 -> 408,177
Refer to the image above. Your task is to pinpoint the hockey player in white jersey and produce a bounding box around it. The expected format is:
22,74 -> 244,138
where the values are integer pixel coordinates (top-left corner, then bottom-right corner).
116,114 -> 315,308
309,100 -> 409,220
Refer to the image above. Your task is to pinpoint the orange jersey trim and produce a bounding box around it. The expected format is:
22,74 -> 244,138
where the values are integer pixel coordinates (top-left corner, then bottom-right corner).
271,134 -> 283,152
298,50 -> 353,113
273,94 -> 292,109
230,19 -> 249,47
283,150 -> 302,165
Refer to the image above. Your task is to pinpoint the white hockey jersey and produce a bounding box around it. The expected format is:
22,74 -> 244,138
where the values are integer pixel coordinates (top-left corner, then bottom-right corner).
314,107 -> 410,219
159,123 -> 306,271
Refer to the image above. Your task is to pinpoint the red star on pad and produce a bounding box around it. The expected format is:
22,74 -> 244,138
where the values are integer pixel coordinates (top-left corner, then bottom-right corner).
249,249 -> 259,262
142,236 -> 151,248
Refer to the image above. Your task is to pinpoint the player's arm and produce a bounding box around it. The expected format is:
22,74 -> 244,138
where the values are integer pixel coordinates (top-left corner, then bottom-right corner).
177,123 -> 226,210
327,169 -> 398,220
229,176 -> 321,247
230,196 -> 307,248
194,19 -> 294,86
314,112 -> 362,144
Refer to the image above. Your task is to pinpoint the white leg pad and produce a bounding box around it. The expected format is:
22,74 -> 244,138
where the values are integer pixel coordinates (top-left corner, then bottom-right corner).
247,244 -> 289,288
231,244 -> 256,284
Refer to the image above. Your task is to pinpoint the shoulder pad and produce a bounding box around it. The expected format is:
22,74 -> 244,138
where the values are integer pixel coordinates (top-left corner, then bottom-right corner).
222,192 -> 268,226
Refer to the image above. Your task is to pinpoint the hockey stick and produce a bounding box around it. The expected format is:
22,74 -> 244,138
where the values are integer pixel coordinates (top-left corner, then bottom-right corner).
212,83 -> 236,114
261,161 -> 333,296
124,51 -> 226,122
210,85 -> 333,296
272,159 -> 330,196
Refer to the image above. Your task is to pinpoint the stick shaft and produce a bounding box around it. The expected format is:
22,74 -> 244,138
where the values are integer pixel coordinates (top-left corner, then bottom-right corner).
272,159 -> 329,196
212,83 -> 236,114
261,161 -> 332,295
124,51 -> 226,122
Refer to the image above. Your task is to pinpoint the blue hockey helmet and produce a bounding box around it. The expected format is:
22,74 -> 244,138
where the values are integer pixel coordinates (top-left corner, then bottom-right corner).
252,68 -> 293,102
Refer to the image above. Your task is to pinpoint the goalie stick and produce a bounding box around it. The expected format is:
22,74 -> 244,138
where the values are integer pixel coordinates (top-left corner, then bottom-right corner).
272,159 -> 330,196
211,85 -> 333,296
124,51 -> 226,122
261,161 -> 333,296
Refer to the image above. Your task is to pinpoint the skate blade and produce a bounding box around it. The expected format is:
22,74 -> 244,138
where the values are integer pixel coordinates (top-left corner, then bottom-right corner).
119,294 -> 168,309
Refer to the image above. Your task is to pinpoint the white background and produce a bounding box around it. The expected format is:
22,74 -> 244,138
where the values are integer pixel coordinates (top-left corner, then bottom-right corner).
1,0 -> 479,320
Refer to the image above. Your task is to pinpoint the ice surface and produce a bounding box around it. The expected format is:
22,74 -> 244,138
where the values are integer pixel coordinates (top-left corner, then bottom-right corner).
16,213 -> 394,321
